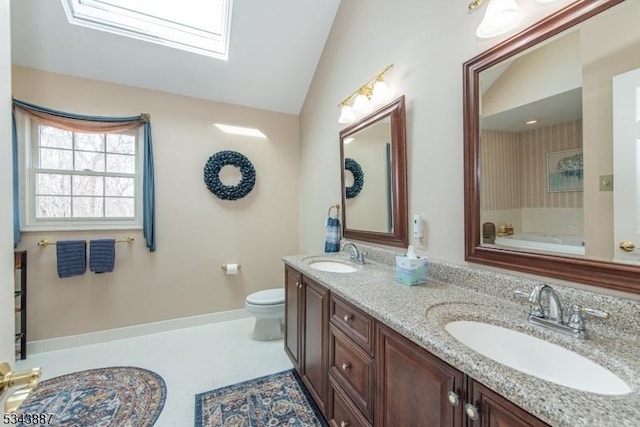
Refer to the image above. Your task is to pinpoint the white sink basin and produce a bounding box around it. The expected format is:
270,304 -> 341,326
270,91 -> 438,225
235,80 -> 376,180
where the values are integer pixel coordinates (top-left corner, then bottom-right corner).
309,261 -> 357,273
445,320 -> 631,395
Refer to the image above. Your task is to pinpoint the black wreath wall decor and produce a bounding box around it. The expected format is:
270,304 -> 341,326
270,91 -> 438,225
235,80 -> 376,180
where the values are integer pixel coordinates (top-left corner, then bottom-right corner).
345,157 -> 364,199
204,150 -> 256,200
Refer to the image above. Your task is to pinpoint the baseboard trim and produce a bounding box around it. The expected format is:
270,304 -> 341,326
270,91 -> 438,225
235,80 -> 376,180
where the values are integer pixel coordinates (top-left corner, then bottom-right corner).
27,309 -> 250,355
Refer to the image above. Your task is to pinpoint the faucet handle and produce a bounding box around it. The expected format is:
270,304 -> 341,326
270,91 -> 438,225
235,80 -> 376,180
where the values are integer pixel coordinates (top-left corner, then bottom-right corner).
567,305 -> 610,332
580,305 -> 610,319
514,289 -> 544,317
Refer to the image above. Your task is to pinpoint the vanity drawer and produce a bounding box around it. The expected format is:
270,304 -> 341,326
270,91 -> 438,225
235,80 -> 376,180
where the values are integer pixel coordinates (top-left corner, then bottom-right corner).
329,323 -> 375,421
328,376 -> 372,427
330,294 -> 374,355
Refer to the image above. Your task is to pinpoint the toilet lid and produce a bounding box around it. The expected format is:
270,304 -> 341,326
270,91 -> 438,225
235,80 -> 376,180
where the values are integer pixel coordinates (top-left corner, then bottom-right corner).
247,288 -> 285,305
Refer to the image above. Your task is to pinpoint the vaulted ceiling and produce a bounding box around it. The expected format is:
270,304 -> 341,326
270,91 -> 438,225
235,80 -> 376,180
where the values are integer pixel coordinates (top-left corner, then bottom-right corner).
10,0 -> 342,114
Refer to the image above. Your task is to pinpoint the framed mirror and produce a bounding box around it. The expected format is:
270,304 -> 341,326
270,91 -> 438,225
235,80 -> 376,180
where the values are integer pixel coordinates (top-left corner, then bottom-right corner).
340,95 -> 408,248
464,0 -> 640,293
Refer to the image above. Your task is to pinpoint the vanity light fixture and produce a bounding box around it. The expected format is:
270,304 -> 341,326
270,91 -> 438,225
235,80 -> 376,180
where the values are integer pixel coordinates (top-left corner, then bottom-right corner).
338,64 -> 394,124
469,0 -> 559,39
475,0 -> 523,39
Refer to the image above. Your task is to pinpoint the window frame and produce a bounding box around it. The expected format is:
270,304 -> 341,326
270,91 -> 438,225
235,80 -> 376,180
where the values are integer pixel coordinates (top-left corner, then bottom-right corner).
19,113 -> 144,231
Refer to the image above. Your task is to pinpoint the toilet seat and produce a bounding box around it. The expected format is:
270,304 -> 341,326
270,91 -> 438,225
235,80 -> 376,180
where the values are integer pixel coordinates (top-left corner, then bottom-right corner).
246,288 -> 284,306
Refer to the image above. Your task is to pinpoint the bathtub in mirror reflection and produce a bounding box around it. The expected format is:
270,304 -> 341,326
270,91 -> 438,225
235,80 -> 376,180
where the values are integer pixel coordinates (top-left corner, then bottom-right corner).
476,0 -> 640,263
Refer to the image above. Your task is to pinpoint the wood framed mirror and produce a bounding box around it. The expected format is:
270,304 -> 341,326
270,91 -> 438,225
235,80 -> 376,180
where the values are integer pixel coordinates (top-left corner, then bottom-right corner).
340,95 -> 408,248
464,0 -> 640,293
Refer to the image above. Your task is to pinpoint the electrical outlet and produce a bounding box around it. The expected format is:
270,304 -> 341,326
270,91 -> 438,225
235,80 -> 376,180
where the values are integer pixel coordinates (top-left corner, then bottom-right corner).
599,174 -> 613,191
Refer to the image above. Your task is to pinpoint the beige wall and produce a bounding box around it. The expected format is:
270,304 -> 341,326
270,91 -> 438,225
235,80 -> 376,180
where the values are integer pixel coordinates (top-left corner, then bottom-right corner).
13,66 -> 300,340
482,30 -> 581,116
1,0 -> 15,365
298,0 -> 576,261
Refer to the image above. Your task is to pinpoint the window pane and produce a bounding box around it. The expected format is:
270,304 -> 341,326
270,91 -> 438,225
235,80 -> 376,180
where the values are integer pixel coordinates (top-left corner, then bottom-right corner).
36,173 -> 71,195
73,175 -> 104,196
106,134 -> 136,154
40,148 -> 73,170
40,126 -> 72,149
107,154 -> 135,173
75,150 -> 105,172
105,177 -> 135,197
75,132 -> 105,152
36,196 -> 71,218
105,198 -> 135,218
72,197 -> 104,217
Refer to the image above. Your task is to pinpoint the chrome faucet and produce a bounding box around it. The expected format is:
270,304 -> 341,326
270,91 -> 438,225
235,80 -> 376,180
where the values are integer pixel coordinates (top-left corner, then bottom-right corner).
515,285 -> 610,339
532,284 -> 564,324
341,242 -> 366,264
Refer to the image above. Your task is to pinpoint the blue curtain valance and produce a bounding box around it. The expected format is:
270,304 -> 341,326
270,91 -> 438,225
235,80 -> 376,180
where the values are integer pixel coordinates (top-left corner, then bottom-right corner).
11,99 -> 156,252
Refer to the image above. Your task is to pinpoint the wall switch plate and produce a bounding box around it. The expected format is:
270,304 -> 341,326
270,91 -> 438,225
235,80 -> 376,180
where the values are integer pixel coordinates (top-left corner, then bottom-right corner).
599,174 -> 613,191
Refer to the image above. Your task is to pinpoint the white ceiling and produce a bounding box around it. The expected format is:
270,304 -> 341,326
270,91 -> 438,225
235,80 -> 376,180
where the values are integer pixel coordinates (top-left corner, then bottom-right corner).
10,0 -> 342,115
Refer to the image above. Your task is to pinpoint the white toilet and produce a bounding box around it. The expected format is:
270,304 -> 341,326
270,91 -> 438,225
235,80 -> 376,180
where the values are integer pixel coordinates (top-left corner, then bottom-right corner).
245,288 -> 285,340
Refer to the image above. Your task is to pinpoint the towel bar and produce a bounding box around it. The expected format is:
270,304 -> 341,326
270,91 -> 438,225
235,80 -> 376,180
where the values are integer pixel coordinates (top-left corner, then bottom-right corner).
37,237 -> 135,247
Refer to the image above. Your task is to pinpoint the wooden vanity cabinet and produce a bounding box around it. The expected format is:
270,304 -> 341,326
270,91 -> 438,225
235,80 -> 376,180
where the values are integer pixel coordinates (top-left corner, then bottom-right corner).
284,265 -> 329,416
376,323 -> 464,427
284,266 -> 302,371
284,265 -> 550,427
467,380 -> 549,427
327,294 -> 376,426
376,323 -> 549,427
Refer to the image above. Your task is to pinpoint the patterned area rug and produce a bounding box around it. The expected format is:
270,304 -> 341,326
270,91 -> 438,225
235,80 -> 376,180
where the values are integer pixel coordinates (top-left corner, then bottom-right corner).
195,369 -> 327,427
15,366 -> 166,427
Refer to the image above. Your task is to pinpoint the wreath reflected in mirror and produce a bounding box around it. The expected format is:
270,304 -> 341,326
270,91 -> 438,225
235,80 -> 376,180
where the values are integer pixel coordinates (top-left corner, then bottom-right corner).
345,157 -> 364,199
204,150 -> 256,200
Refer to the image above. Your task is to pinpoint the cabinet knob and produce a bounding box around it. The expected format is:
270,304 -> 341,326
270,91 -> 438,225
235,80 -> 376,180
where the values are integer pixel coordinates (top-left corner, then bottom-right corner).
341,362 -> 351,371
296,281 -> 302,289
343,314 -> 353,322
340,422 -> 349,427
447,391 -> 459,407
464,403 -> 480,421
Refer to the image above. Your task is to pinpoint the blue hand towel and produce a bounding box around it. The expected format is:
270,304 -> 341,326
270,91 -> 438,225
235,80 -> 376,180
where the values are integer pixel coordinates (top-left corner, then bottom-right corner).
56,240 -> 87,278
90,239 -> 116,273
324,218 -> 341,253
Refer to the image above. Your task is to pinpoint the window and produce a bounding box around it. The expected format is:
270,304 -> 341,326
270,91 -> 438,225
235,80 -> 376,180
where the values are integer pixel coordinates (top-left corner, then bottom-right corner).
61,0 -> 233,60
22,119 -> 143,230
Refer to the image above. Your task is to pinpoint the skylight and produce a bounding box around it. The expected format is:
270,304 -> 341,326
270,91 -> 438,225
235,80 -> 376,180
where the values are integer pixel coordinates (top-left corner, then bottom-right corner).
61,0 -> 233,59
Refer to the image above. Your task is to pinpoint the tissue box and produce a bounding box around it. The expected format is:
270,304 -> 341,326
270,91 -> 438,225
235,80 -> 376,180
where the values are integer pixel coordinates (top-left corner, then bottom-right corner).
395,256 -> 429,286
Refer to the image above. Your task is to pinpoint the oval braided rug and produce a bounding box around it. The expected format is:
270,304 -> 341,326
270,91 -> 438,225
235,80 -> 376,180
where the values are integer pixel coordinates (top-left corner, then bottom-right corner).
15,366 -> 166,427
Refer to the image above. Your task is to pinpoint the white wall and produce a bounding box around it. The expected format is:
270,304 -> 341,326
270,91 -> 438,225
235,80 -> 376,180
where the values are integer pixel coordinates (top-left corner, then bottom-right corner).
1,0 -> 15,366
299,0 -> 574,258
13,67 -> 300,340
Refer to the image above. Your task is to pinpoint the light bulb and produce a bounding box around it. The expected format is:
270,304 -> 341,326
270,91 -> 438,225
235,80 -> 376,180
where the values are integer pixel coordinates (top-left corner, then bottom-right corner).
370,80 -> 390,106
338,105 -> 356,124
352,93 -> 373,116
476,0 -> 523,39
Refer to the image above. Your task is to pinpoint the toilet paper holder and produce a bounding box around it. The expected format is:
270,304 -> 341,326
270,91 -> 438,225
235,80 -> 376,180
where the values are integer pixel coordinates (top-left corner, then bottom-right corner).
222,264 -> 241,271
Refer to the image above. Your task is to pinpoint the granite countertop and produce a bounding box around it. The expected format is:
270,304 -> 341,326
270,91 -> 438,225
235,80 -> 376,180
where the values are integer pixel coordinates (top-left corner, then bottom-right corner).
283,252 -> 640,427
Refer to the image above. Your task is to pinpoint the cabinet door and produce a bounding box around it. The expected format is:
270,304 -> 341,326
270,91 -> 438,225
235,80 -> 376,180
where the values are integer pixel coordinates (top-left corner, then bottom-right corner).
467,380 -> 549,427
284,266 -> 302,372
302,277 -> 329,416
376,324 -> 463,427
